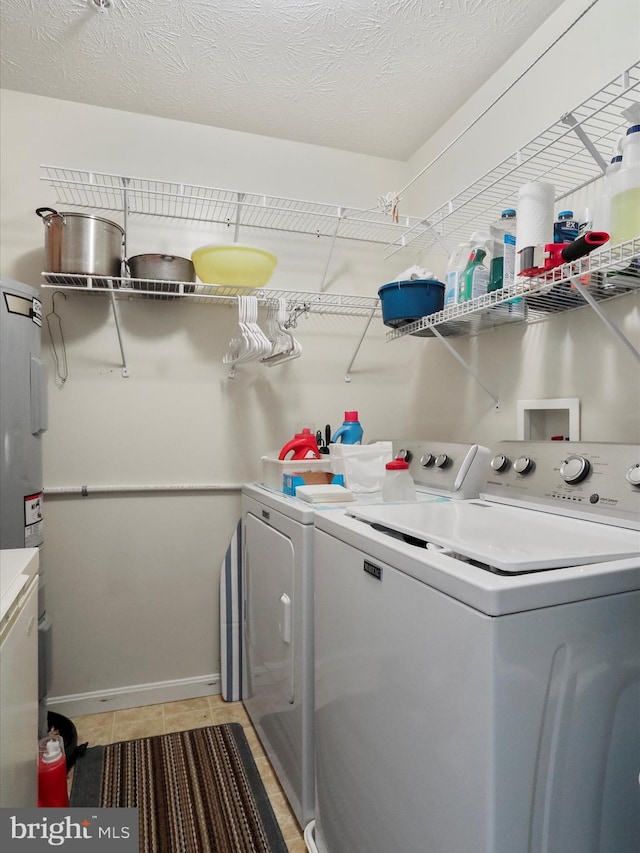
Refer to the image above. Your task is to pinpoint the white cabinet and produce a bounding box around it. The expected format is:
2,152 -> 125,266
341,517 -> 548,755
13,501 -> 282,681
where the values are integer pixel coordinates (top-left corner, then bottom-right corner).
0,549 -> 39,808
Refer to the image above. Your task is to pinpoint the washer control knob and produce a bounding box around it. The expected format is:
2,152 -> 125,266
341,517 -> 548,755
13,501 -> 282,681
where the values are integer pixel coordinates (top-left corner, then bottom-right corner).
490,454 -> 509,472
513,456 -> 534,475
420,453 -> 434,467
397,449 -> 413,463
560,454 -> 591,484
434,453 -> 450,469
626,464 -> 640,487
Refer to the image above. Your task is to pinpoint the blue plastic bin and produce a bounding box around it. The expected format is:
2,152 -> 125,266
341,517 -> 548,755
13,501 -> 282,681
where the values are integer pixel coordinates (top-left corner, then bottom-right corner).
378,279 -> 445,328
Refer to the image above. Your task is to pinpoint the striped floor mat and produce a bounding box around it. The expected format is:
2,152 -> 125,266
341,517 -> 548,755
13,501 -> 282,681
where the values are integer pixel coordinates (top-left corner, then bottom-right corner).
70,723 -> 287,853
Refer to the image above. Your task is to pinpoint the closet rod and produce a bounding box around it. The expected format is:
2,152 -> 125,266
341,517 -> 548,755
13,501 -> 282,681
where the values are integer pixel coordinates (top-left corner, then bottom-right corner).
45,483 -> 242,496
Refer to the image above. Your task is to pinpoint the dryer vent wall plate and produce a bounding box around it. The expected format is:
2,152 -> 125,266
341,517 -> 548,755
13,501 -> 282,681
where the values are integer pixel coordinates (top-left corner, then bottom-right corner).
517,398 -> 580,441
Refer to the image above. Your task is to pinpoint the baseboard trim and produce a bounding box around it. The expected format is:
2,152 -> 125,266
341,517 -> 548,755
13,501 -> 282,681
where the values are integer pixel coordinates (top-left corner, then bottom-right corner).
47,673 -> 222,717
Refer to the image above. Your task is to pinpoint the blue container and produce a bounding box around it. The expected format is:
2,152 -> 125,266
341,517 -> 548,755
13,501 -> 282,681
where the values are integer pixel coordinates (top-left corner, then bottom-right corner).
378,279 -> 445,328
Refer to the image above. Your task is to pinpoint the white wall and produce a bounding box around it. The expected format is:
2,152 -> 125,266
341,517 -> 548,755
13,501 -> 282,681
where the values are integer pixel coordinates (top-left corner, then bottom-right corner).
1,89 -> 426,712
1,0 -> 638,712
399,0 -> 640,446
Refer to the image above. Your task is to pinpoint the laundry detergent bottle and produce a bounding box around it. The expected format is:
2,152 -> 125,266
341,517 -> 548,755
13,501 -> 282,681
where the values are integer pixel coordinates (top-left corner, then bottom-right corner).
37,735 -> 69,807
278,428 -> 321,460
331,411 -> 363,445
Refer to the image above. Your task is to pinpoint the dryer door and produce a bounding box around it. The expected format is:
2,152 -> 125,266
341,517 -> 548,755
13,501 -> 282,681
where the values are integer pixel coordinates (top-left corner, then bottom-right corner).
244,512 -> 295,706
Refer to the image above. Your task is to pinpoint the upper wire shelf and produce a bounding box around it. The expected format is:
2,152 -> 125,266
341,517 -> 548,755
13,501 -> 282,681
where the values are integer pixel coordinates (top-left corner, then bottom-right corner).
39,166 -> 432,250
386,239 -> 640,339
386,62 -> 640,257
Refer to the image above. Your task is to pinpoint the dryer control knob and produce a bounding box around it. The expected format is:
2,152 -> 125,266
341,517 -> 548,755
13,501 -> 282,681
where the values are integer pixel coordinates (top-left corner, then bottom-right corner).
626,464 -> 640,487
434,453 -> 450,469
420,453 -> 434,467
397,449 -> 413,463
490,454 -> 509,472
514,456 -> 534,475
560,454 -> 591,484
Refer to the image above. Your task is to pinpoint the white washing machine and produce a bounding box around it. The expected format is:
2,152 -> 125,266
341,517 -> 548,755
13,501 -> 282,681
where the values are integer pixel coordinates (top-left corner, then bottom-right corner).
241,440 -> 489,829
312,441 -> 640,853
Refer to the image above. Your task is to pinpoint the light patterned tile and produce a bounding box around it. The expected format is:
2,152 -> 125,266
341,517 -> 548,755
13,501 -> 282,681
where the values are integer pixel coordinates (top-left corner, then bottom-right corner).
73,712 -> 115,746
114,704 -> 163,725
113,717 -> 166,742
162,697 -> 209,717
209,703 -> 250,726
286,838 -> 307,853
163,709 -> 213,734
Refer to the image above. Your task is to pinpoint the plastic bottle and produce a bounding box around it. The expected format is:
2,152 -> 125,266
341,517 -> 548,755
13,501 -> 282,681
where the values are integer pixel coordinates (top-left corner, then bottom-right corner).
610,124 -> 640,246
278,428 -> 321,460
553,210 -> 580,243
382,458 -> 417,502
458,246 -> 489,302
443,242 -> 470,307
38,735 -> 69,807
593,156 -> 622,236
331,411 -> 363,445
488,210 -> 517,292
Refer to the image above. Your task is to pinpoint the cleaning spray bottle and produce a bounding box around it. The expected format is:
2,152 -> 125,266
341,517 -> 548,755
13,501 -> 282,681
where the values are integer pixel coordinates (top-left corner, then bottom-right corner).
331,411 -> 363,445
38,735 -> 69,807
444,242 -> 471,307
458,233 -> 490,303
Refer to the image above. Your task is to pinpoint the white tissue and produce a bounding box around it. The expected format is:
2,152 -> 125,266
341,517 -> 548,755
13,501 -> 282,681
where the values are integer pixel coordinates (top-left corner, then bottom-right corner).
515,181 -> 555,274
393,265 -> 435,282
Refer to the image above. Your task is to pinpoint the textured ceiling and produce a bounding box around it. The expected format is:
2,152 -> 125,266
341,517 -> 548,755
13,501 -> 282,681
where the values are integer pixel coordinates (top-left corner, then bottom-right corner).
1,0 -> 565,159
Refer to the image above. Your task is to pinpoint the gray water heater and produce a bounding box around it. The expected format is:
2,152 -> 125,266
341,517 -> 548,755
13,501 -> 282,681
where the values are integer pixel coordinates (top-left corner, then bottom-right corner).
0,278 -> 50,736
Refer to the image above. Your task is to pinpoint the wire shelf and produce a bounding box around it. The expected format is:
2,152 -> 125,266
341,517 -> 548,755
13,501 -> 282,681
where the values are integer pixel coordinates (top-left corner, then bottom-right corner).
40,274 -> 382,317
385,239 -> 640,339
386,62 -> 640,256
39,166 -> 433,250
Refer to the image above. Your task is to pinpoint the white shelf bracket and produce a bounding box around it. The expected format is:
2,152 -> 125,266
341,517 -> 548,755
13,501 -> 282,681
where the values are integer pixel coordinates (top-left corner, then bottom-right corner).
561,112 -> 608,174
319,210 -> 343,292
234,192 -> 245,243
569,275 -> 640,364
345,308 -> 376,382
105,280 -> 130,377
121,176 -> 130,259
431,327 -> 499,408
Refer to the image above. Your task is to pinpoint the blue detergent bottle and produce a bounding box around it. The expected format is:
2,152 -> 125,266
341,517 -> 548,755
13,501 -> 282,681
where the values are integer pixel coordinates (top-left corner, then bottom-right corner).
331,411 -> 363,445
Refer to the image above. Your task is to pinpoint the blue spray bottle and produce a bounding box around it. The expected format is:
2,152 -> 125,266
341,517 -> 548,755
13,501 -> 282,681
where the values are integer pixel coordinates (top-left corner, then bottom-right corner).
331,411 -> 363,445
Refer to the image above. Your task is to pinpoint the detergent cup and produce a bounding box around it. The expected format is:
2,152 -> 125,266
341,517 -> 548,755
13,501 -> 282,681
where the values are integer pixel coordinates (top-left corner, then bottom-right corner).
278,428 -> 321,460
331,412 -> 363,445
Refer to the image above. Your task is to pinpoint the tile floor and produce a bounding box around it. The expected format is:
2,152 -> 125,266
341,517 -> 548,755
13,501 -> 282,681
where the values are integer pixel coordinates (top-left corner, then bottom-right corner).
70,694 -> 307,853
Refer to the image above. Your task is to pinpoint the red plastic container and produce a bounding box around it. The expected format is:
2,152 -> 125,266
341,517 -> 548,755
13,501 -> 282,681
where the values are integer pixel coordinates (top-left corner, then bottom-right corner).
278,428 -> 321,460
37,735 -> 69,807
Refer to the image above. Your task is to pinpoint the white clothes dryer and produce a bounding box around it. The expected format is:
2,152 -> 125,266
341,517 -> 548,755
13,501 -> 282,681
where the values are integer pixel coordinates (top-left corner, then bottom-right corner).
312,441 -> 640,853
241,440 -> 489,829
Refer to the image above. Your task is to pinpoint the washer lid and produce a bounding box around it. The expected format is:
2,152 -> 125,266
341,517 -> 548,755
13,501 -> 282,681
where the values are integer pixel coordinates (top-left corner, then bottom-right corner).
348,501 -> 640,573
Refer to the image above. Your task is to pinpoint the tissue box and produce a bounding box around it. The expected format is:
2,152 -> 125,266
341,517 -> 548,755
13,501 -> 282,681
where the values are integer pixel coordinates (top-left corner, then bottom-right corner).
283,471 -> 335,495
261,454 -> 333,491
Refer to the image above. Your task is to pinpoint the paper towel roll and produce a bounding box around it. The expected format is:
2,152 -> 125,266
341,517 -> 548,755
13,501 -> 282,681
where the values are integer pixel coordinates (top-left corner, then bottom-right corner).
515,181 -> 555,274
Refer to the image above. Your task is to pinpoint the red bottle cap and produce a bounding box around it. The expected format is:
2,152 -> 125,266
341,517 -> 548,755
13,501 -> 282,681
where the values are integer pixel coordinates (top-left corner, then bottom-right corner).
386,458 -> 409,470
344,411 -> 359,421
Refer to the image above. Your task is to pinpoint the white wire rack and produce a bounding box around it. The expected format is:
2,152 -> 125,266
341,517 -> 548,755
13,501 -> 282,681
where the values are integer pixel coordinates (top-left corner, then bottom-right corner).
385,62 -> 640,258
386,238 -> 640,340
39,166 -> 431,249
40,274 -> 382,317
